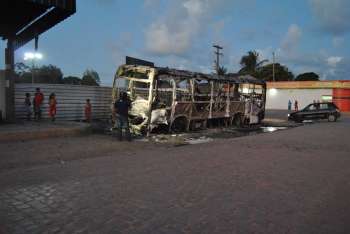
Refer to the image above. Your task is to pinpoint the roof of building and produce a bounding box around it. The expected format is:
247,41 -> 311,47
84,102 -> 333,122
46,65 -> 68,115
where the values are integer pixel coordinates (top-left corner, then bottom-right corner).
0,0 -> 76,50
267,80 -> 350,89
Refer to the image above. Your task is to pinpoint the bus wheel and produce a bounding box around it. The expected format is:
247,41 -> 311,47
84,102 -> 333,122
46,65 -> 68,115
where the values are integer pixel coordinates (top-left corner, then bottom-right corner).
258,112 -> 264,124
229,117 -> 235,126
171,117 -> 188,133
234,114 -> 243,128
151,124 -> 169,134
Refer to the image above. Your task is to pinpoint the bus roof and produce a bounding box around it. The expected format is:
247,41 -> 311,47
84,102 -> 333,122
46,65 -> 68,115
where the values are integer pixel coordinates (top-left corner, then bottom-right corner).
118,64 -> 265,85
157,67 -> 265,85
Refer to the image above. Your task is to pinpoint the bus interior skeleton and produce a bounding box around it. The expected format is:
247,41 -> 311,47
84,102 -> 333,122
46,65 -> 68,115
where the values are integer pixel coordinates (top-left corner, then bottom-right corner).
112,65 -> 266,135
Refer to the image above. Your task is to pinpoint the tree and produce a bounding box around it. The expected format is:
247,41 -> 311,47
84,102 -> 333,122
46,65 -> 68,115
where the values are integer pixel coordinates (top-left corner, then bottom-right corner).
14,71 -> 32,83
62,76 -> 82,85
14,62 -> 30,75
15,64 -> 63,84
295,72 -> 319,81
239,50 -> 268,76
35,65 -> 63,84
217,66 -> 227,75
257,63 -> 294,81
81,75 -> 99,86
83,69 -> 100,85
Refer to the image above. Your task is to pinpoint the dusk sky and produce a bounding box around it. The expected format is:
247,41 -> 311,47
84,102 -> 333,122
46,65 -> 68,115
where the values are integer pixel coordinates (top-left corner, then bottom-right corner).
1,0 -> 349,85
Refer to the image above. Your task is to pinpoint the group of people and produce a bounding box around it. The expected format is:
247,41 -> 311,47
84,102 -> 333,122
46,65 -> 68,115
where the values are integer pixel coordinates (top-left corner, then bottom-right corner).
288,100 -> 299,111
24,87 -> 92,122
24,88 -> 56,121
24,88 -> 132,140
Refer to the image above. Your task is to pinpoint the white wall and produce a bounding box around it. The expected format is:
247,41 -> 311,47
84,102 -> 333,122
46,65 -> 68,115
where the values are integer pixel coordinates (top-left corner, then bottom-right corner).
266,88 -> 332,110
0,70 -> 5,120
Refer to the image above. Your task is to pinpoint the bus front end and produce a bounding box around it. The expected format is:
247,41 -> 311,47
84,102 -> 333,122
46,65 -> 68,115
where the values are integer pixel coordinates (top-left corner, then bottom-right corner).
112,65 -> 167,135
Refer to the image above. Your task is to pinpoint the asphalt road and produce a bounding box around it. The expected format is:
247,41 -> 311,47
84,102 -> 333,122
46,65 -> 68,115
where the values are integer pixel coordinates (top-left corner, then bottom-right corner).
0,113 -> 350,233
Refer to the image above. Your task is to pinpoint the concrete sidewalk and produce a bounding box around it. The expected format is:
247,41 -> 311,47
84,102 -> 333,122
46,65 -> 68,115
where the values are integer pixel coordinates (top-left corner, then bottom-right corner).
0,121 -> 91,142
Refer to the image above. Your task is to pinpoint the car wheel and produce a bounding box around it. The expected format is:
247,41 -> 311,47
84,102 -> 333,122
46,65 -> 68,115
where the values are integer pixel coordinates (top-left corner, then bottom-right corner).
328,114 -> 336,122
294,116 -> 303,123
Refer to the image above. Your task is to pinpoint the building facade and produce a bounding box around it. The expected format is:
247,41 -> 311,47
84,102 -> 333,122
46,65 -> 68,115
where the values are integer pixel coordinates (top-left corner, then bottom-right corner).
266,80 -> 350,112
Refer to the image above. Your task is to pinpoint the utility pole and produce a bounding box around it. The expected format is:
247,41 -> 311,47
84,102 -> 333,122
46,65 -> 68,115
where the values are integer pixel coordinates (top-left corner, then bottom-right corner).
33,35 -> 38,84
213,44 -> 223,74
5,38 -> 15,122
272,51 -> 275,82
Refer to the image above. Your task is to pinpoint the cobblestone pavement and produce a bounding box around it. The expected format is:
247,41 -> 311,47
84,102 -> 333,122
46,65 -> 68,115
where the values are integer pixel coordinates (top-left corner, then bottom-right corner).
1,117 -> 350,233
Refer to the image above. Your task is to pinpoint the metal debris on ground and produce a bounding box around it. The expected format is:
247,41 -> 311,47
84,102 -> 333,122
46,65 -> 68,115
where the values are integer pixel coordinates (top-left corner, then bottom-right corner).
185,136 -> 213,145
133,125 -> 292,146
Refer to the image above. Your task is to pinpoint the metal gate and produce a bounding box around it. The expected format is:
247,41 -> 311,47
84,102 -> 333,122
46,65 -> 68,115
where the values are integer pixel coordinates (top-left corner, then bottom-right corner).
15,83 -> 113,120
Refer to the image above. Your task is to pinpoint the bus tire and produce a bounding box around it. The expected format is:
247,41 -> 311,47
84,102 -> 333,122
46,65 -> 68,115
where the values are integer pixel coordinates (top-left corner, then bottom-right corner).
234,114 -> 243,128
171,117 -> 188,133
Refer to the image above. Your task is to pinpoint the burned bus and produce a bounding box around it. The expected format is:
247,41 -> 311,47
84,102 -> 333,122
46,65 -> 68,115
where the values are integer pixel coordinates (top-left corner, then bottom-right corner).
112,65 -> 266,135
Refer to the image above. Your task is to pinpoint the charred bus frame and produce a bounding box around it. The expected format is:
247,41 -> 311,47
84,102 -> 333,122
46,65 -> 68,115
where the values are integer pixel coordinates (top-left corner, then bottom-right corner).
112,65 -> 266,135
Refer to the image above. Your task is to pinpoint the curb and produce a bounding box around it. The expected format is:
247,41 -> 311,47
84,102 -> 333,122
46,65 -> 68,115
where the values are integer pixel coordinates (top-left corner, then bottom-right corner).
0,126 -> 91,143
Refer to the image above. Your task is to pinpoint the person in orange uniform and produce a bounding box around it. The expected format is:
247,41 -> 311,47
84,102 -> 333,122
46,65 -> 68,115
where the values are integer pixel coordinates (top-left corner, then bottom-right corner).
85,99 -> 92,123
48,93 -> 57,122
33,88 -> 44,121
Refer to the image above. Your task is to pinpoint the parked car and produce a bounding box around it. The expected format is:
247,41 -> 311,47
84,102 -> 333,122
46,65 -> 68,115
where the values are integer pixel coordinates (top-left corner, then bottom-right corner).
288,102 -> 341,122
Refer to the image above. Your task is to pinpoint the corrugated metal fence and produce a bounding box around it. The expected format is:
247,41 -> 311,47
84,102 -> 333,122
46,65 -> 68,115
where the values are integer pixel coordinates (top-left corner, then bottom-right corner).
15,83 -> 113,120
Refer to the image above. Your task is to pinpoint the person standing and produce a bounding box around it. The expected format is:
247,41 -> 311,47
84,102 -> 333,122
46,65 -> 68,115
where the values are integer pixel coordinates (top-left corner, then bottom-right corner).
85,99 -> 92,123
24,93 -> 32,121
294,100 -> 299,111
288,100 -> 292,111
33,88 -> 44,121
114,92 -> 131,141
48,93 -> 57,122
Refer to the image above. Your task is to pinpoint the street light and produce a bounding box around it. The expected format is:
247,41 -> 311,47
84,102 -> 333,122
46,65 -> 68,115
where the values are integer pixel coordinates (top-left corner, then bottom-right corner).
24,52 -> 43,83
24,52 -> 43,60
269,88 -> 277,96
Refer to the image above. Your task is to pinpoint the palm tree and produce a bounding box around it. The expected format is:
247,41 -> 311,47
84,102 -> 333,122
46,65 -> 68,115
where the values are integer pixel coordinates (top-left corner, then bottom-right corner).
239,50 -> 268,75
217,66 -> 227,75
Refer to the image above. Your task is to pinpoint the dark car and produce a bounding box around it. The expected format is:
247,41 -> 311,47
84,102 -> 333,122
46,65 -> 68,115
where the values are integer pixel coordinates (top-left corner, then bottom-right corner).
288,102 -> 341,122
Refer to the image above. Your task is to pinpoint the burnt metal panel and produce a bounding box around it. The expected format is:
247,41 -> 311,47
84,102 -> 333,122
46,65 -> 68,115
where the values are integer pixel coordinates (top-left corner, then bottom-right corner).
126,56 -> 154,67
156,67 -> 265,85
